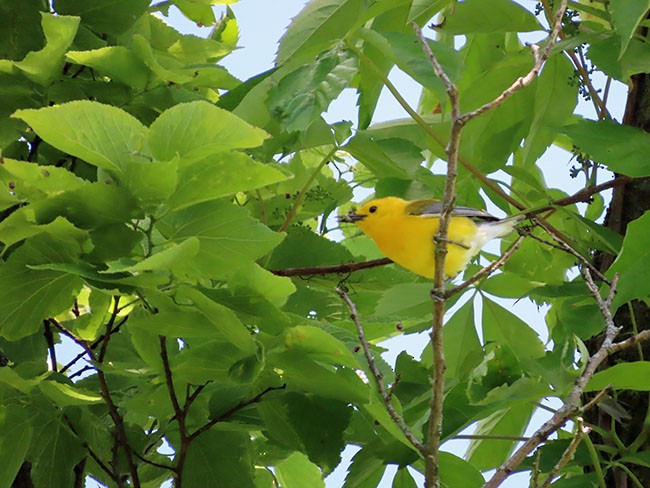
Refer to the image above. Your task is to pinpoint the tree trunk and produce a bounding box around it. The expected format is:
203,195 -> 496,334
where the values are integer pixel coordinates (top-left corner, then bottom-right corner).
589,68 -> 650,487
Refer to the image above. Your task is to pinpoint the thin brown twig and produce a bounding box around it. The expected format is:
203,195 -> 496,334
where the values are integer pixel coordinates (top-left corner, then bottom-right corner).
540,418 -> 591,488
270,257 -> 392,277
43,319 -> 57,372
459,0 -> 568,124
336,287 -> 426,455
521,223 -> 610,284
86,299 -> 141,488
189,385 -> 286,441
581,386 -> 611,413
445,235 -> 525,298
484,270 -> 619,488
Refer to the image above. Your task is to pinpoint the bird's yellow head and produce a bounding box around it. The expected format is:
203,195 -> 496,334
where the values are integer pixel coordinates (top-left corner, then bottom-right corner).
338,197 -> 407,235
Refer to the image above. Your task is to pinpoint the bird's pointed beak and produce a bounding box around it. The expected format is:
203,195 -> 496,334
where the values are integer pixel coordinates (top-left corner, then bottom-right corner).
337,211 -> 366,223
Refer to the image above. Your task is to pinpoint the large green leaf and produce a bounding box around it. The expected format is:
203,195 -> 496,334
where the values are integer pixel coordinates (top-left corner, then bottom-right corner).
609,211 -> 650,307
158,201 -> 284,278
28,404 -> 85,488
66,46 -> 150,90
466,403 -> 534,470
562,119 -> 650,177
14,13 -> 79,85
13,101 -> 148,174
53,0 -> 150,35
482,297 -> 545,365
0,405 -> 33,488
147,101 -> 268,163
443,300 -> 483,380
183,430 -> 255,488
522,53 -> 577,166
443,0 -> 541,34
283,325 -> 360,369
259,393 -> 351,474
168,152 -> 289,211
0,0 -> 45,60
0,235 -> 83,340
587,362 -> 650,392
276,0 -> 365,65
269,47 -> 358,132
610,0 -> 650,58
439,451 -> 484,488
275,452 -> 324,488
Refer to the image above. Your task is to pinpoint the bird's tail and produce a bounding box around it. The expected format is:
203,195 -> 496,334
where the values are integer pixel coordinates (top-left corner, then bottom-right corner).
475,215 -> 525,244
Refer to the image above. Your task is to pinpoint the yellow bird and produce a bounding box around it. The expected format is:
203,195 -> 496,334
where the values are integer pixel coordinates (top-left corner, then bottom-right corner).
339,197 -> 521,279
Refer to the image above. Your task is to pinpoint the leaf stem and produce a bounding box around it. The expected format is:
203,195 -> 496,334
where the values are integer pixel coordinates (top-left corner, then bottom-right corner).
278,146 -> 337,233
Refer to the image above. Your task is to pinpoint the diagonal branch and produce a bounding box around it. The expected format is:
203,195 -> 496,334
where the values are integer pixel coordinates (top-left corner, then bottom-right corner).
484,270 -> 619,488
336,287 -> 426,455
445,235 -> 525,298
189,385 -> 286,441
459,0 -> 568,124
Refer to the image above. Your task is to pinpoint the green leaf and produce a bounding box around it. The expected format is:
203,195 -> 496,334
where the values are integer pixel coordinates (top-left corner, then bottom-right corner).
0,405 -> 33,488
126,237 -> 200,273
53,0 -> 150,35
275,452 -> 324,488
66,46 -> 150,90
269,47 -> 358,132
39,377 -> 103,406
260,393 -> 351,475
276,0 -> 364,65
588,35 -> 650,82
128,309 -> 226,339
183,430 -> 255,488
0,1 -> 46,60
587,362 -> 650,392
344,132 -> 418,179
123,158 -> 179,208
610,0 -> 650,58
158,201 -> 284,278
0,158 -> 85,202
14,13 -> 79,85
392,467 -> 418,488
443,0 -> 541,34
439,451 -> 484,488
444,300 -> 483,380
147,101 -> 268,163
609,211 -> 650,306
562,119 -> 650,177
176,286 -> 257,353
284,325 -> 360,369
168,152 -> 289,211
271,351 -> 369,404
227,262 -> 296,308
174,0 -> 216,26
482,297 -> 545,364
0,235 -> 83,340
344,447 -> 387,488
267,225 -> 355,269
28,406 -> 85,488
522,53 -> 577,165
467,403 -> 534,470
13,101 -> 148,174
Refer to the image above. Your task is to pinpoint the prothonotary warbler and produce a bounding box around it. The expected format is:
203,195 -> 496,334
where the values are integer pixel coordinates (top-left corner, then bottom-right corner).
339,196 -> 522,279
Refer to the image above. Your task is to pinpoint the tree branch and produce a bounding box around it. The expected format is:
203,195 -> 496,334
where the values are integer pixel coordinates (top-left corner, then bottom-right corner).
336,287 -> 426,455
413,21 -> 462,488
189,385 -> 286,442
484,269 -> 619,488
459,0 -> 568,124
445,235 -> 525,298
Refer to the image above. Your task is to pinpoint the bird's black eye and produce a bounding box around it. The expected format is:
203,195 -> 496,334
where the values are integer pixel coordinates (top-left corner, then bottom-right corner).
369,205 -> 377,213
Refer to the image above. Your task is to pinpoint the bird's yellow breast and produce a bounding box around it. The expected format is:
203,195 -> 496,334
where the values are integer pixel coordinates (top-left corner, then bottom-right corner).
358,212 -> 479,278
